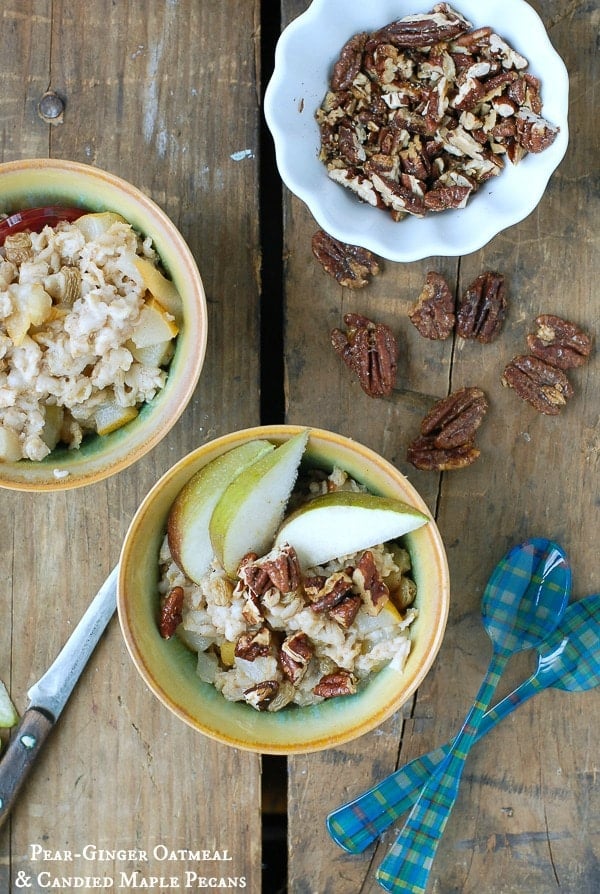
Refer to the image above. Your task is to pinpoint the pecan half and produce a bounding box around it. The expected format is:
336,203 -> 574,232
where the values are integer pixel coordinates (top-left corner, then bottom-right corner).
312,230 -> 381,289
526,314 -> 593,370
369,4 -> 471,49
407,437 -> 481,471
331,312 -> 398,397
309,571 -> 354,613
420,386 -> 488,449
243,680 -> 279,711
328,594 -> 362,629
352,551 -> 390,616
280,632 -> 313,684
456,271 -> 507,343
259,544 -> 302,594
331,32 -> 368,91
313,670 -> 357,699
409,271 -> 455,340
235,626 -> 272,661
158,586 -> 184,639
501,355 -> 574,415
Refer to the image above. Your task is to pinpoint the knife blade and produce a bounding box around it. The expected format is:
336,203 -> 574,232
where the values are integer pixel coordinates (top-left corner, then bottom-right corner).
0,565 -> 118,828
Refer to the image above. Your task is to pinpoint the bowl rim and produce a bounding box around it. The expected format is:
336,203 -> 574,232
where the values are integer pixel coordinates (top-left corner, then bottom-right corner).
117,424 -> 450,754
264,0 -> 570,261
0,158 -> 208,491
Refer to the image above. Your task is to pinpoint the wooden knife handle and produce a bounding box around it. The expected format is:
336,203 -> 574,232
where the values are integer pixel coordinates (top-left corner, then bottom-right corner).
0,708 -> 55,829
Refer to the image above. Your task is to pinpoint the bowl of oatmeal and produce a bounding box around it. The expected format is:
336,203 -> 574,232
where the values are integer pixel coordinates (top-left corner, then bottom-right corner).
118,425 -> 449,754
0,158 -> 207,490
264,0 -> 569,261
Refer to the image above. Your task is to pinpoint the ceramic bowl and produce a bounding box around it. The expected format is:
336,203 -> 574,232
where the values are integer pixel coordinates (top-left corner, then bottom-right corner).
0,158 -> 207,490
118,425 -> 450,754
264,0 -> 569,261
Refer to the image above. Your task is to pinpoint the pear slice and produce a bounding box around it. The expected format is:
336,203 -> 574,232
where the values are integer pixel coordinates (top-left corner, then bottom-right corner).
0,680 -> 18,729
274,490 -> 428,569
167,440 -> 275,583
209,429 -> 309,576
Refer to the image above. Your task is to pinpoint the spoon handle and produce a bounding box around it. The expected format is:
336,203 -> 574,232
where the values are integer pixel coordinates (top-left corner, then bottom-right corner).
326,671 -> 549,854
376,650 -> 509,894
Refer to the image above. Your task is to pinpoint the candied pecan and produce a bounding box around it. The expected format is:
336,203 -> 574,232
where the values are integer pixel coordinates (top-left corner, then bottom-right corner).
526,314 -> 593,370
501,355 -> 574,415
237,552 -> 271,597
280,633 -> 313,684
331,32 -> 368,91
331,312 -> 398,397
456,271 -> 507,343
352,551 -> 390,616
407,436 -> 481,471
409,271 -> 455,340
423,185 -> 472,211
369,4 -> 471,49
158,586 -> 184,639
303,575 -> 327,600
328,594 -> 362,629
310,571 -> 354,613
420,386 -> 488,448
313,670 -> 357,699
235,627 -> 272,661
260,544 -> 302,594
244,680 -> 279,711
312,229 -> 381,289
516,110 -> 559,153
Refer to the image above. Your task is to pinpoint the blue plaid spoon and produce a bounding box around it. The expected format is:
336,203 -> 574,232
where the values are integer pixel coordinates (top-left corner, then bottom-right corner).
376,538 -> 570,893
329,593 -> 600,856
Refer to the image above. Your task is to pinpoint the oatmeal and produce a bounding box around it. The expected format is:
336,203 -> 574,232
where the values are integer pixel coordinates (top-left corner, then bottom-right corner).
158,469 -> 419,712
0,211 -> 180,462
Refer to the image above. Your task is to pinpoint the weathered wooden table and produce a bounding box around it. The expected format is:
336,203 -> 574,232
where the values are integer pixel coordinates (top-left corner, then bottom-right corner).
0,2 -> 597,892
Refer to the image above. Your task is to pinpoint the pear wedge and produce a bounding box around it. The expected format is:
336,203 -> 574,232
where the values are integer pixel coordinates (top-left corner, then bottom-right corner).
0,680 -> 18,729
274,490 -> 428,569
167,440 -> 275,583
209,430 -> 309,576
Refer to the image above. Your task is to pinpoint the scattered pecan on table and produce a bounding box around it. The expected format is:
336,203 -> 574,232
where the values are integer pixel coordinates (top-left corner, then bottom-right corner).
331,312 -> 398,397
407,386 -> 488,470
526,314 -> 593,370
456,271 -> 507,343
311,229 -> 381,288
409,271 -> 455,339
316,4 -> 559,221
501,354 -> 574,415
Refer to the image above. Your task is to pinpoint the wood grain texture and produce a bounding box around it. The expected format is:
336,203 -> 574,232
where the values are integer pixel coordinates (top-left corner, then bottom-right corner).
0,1 -> 262,890
281,0 -> 600,892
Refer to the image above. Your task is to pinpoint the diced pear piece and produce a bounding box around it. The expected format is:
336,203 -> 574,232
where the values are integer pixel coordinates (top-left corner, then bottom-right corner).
131,297 -> 178,349
167,440 -> 276,583
127,338 -> 175,367
274,490 -> 428,570
94,402 -> 139,436
0,426 -> 22,462
209,430 -> 309,577
134,256 -> 183,323
74,211 -> 127,241
0,680 -> 18,728
41,405 -> 65,451
6,283 -> 52,345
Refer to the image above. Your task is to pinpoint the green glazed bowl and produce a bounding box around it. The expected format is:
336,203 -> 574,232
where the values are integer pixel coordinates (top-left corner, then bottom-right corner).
118,425 -> 450,754
0,158 -> 207,490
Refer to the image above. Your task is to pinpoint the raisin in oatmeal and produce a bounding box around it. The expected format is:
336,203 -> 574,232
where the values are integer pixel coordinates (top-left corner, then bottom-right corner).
0,213 -> 179,462
158,469 -> 419,712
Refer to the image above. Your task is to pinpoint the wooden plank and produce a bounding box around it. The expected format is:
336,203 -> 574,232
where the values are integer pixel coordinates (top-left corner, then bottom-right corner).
280,0 -> 600,891
0,1 -> 263,890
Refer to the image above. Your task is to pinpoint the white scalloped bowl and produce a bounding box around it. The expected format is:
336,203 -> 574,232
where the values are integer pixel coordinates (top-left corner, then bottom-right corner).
264,0 -> 569,261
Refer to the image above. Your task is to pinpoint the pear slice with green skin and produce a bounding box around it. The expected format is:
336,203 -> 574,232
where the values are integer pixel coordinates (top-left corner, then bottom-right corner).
209,429 -> 309,577
0,680 -> 18,729
167,440 -> 275,584
274,490 -> 428,570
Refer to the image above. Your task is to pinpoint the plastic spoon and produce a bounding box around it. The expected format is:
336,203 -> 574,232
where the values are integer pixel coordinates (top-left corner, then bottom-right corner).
328,592 -> 600,855
376,537 -> 570,894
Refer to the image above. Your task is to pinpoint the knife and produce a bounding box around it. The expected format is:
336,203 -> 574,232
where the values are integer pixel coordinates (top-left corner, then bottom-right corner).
0,565 -> 118,828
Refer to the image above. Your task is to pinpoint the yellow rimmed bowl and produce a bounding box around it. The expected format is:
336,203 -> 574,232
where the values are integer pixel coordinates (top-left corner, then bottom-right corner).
118,425 -> 450,754
0,158 -> 207,490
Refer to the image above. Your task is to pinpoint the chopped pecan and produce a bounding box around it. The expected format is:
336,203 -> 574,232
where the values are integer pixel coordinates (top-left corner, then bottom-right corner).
312,229 -> 381,289
313,670 -> 357,699
310,571 -> 354,613
423,185 -> 472,211
235,626 -> 272,661
409,271 -> 455,340
501,355 -> 574,415
526,314 -> 593,370
243,680 -> 279,711
237,553 -> 271,597
259,544 -> 302,594
456,271 -> 507,343
515,110 -> 559,153
280,632 -> 313,684
420,386 -> 488,448
158,586 -> 184,639
303,575 -> 327,600
352,551 -> 390,616
328,594 -> 362,629
331,312 -> 398,397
